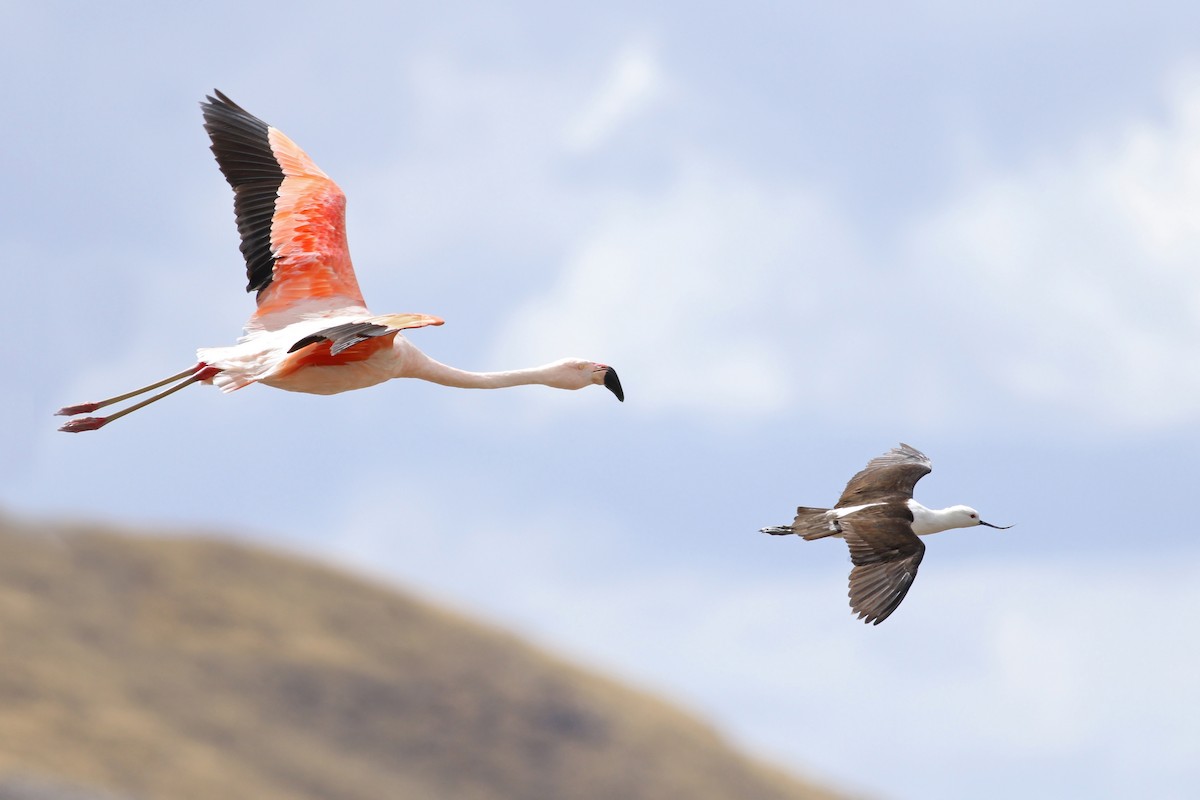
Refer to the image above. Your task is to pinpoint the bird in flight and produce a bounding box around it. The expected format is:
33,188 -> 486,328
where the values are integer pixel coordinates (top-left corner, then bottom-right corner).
761,443 -> 1009,624
57,91 -> 623,432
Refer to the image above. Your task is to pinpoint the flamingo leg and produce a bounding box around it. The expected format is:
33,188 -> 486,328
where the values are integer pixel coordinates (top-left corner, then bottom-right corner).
56,365 -> 208,417
58,370 -> 215,433
57,363 -> 222,433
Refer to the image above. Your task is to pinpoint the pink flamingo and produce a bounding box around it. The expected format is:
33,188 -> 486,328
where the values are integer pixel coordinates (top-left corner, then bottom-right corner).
58,91 -> 623,432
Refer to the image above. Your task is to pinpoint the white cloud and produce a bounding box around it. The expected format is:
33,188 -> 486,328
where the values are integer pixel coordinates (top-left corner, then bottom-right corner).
489,65 -> 1200,432
490,158 -> 866,418
910,70 -> 1200,430
564,40 -> 666,154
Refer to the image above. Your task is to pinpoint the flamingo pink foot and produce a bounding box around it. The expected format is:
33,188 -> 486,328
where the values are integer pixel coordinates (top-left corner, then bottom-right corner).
58,416 -> 109,433
55,402 -> 102,416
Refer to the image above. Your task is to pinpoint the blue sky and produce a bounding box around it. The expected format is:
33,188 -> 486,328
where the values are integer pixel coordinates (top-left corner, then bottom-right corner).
5,3 -> 1200,798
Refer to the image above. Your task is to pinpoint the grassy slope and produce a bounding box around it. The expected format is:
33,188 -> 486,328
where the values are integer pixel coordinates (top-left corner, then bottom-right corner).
0,515 -> 846,800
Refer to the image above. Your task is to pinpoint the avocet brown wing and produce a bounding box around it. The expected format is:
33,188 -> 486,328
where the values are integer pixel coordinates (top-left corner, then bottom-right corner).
836,443 -> 932,507
840,503 -> 926,625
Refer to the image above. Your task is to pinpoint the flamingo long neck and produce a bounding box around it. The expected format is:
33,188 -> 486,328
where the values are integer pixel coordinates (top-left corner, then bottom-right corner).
403,351 -> 561,390
907,500 -> 963,536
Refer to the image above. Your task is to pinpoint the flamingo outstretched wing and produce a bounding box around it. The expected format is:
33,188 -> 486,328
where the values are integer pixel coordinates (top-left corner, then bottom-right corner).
287,313 -> 445,356
201,90 -> 367,328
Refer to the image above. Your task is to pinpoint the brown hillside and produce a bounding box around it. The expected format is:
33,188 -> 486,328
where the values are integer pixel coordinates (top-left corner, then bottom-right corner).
0,514 -> 845,800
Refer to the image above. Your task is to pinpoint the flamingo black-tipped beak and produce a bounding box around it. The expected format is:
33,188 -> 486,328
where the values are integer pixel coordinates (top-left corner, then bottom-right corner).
602,366 -> 624,402
980,520 -> 1012,529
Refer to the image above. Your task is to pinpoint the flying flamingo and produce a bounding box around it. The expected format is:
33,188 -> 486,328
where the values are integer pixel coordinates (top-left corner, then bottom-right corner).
57,91 -> 623,432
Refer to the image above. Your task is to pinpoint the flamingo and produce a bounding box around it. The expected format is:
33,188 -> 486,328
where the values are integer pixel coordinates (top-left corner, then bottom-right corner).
57,91 -> 623,432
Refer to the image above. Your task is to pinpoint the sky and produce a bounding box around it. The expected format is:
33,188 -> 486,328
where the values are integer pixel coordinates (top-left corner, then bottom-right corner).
5,2 -> 1200,798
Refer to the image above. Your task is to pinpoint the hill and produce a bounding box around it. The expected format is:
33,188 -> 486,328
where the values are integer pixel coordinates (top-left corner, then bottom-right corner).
0,513 -> 846,800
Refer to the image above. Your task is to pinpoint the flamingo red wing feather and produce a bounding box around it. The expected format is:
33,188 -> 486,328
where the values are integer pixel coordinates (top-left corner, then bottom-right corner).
202,91 -> 367,326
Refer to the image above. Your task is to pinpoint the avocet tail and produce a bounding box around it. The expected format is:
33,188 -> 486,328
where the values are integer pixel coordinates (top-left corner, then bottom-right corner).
761,507 -> 839,540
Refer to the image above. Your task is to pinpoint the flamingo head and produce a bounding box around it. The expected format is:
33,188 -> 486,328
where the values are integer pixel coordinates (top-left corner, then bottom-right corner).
550,359 -> 624,401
